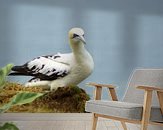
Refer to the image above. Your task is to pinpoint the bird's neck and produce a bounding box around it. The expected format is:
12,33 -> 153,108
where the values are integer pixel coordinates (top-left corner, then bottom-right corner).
70,40 -> 87,55
69,40 -> 89,64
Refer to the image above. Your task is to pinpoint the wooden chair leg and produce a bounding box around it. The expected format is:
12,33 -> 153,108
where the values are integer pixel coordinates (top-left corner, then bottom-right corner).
121,121 -> 127,130
92,113 -> 98,130
157,91 -> 163,114
141,90 -> 152,130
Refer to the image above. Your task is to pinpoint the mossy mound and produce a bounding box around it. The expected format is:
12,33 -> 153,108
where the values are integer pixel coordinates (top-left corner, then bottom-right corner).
0,82 -> 90,113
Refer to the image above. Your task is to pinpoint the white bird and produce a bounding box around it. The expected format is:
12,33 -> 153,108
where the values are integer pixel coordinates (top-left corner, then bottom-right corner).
9,28 -> 94,90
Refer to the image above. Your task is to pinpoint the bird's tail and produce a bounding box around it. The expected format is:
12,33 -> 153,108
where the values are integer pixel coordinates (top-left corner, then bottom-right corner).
9,72 -> 29,76
11,65 -> 24,71
9,65 -> 29,76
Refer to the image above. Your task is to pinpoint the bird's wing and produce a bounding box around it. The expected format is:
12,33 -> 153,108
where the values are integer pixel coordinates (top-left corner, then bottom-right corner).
42,53 -> 73,65
11,53 -> 72,80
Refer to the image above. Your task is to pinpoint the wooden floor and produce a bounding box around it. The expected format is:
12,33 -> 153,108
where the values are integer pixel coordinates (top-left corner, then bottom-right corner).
0,113 -> 140,130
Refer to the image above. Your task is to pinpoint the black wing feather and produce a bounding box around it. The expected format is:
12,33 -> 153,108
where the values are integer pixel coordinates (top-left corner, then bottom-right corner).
9,54 -> 69,81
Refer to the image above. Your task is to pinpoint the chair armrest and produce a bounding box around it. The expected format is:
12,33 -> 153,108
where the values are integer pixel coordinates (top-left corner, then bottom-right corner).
137,85 -> 163,118
87,82 -> 116,89
129,85 -> 163,124
137,86 -> 163,92
87,82 -> 118,101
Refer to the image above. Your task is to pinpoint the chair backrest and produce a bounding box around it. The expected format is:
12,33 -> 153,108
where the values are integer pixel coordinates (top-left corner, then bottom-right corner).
123,69 -> 163,106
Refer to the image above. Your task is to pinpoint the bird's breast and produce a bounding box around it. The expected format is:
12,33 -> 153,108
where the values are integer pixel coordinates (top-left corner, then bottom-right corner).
72,52 -> 94,77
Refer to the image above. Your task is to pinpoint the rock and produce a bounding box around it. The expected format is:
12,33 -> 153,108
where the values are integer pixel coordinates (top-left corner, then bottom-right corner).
0,82 -> 90,113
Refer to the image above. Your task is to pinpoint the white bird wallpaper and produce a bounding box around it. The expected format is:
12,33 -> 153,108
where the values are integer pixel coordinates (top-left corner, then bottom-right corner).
1,1 -> 163,130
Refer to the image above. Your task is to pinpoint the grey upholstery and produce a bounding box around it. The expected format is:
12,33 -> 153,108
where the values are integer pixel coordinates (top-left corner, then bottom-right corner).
86,100 -> 163,122
85,69 -> 163,123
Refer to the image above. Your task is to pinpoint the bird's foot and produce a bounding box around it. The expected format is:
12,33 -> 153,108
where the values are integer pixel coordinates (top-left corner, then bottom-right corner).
50,85 -> 65,91
50,86 -> 58,91
24,82 -> 34,87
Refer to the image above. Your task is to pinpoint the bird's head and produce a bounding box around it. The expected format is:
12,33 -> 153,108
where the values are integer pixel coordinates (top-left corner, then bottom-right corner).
68,28 -> 86,45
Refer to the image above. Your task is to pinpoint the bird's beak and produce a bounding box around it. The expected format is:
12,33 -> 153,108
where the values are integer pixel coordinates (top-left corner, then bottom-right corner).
78,35 -> 86,44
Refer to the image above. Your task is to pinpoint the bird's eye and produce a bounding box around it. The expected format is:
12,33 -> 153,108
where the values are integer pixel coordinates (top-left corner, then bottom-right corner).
82,34 -> 84,37
73,34 -> 78,38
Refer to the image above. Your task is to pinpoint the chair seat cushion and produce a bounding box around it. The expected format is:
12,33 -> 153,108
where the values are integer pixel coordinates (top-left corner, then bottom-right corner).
85,100 -> 163,123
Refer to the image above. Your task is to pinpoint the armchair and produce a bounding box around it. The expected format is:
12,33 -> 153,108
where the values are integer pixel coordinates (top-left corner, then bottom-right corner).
85,69 -> 163,130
